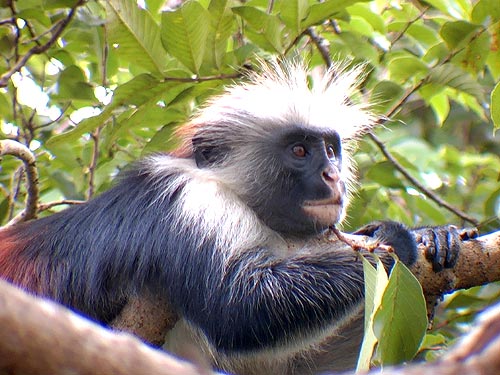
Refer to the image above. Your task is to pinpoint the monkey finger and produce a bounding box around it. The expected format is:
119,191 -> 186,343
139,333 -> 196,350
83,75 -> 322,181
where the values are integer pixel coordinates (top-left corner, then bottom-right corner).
459,227 -> 479,241
419,229 -> 444,272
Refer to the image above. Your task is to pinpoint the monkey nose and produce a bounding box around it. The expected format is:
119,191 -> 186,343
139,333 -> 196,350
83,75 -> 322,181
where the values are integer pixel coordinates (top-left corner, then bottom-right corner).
322,166 -> 340,184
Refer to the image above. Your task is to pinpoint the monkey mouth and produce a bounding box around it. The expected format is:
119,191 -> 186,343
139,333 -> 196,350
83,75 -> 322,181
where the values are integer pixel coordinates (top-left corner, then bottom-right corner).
302,197 -> 343,225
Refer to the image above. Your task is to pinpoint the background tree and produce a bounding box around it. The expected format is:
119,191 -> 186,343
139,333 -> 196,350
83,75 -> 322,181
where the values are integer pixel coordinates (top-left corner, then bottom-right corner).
1,0 -> 499,370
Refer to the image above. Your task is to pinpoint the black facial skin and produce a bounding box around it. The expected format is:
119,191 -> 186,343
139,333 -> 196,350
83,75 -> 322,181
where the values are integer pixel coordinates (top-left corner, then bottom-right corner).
251,128 -> 344,237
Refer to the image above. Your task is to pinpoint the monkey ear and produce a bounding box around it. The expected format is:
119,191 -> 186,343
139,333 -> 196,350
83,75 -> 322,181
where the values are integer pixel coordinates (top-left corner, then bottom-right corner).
192,135 -> 209,168
194,147 -> 211,168
192,137 -> 228,168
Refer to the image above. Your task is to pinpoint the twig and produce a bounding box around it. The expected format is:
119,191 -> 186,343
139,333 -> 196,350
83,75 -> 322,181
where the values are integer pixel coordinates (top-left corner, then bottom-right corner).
161,72 -> 242,83
389,6 -> 429,50
0,140 -> 38,225
38,199 -> 85,212
87,128 -> 100,199
306,27 -> 332,68
368,133 -> 479,226
0,0 -> 86,88
330,226 -> 394,253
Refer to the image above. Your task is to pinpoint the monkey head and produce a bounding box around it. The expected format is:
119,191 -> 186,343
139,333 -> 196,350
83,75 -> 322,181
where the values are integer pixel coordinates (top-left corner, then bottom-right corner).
180,60 -> 375,238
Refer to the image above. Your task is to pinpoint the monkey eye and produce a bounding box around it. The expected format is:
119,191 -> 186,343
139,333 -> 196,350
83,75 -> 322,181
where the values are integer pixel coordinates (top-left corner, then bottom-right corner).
326,144 -> 336,159
292,144 -> 307,158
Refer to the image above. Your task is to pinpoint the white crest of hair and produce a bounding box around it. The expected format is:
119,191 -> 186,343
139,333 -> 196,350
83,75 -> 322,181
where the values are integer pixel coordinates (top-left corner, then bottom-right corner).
187,59 -> 376,205
191,58 -> 375,140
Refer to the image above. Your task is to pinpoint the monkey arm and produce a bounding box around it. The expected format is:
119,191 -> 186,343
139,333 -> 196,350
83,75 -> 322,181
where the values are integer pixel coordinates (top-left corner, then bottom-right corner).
164,246 -> 366,353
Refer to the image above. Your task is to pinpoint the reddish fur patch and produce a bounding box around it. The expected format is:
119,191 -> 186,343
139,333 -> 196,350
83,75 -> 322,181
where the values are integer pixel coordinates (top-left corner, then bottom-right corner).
171,121 -> 197,158
0,227 -> 41,292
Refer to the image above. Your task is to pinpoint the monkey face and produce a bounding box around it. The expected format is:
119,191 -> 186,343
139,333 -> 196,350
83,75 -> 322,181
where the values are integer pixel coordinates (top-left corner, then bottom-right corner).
249,128 -> 346,237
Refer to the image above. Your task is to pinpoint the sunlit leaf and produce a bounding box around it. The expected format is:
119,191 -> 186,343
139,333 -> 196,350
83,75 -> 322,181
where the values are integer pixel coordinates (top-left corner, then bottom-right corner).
373,261 -> 428,365
279,0 -> 309,37
370,80 -> 404,114
204,0 -> 234,70
47,74 -> 163,146
387,55 -> 428,83
440,21 -> 480,49
161,1 -> 210,74
107,0 -> 168,75
232,6 -> 284,53
472,0 -> 500,23
429,92 -> 450,126
492,82 -> 500,129
427,64 -> 485,103
55,65 -> 95,101
301,0 -> 366,28
357,256 -> 388,371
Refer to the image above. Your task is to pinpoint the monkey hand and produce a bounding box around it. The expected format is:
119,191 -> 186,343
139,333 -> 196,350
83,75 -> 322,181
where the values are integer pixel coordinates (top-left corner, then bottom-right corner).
353,221 -> 417,266
412,226 -> 478,272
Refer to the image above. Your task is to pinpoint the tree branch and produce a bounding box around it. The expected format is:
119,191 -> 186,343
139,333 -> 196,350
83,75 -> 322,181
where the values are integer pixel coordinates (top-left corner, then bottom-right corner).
0,0 -> 86,88
411,230 -> 500,297
0,140 -> 39,225
38,199 -> 86,212
367,133 -> 479,226
0,279 -> 212,375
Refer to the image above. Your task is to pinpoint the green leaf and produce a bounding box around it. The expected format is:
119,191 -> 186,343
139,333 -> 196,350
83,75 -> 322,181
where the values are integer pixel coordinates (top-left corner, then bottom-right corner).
279,0 -> 309,37
472,0 -> 500,23
453,32 -> 490,74
407,24 -> 440,48
301,0 -> 365,28
487,41 -> 500,80
107,82 -> 194,142
429,91 -> 450,126
440,21 -> 480,50
348,4 -> 386,34
47,74 -> 162,146
427,64 -> 485,103
107,0 -> 168,75
42,0 -> 79,9
205,0 -> 234,70
370,80 -> 404,114
373,261 -> 428,365
0,198 -> 9,224
56,65 -> 95,101
366,161 -> 405,189
232,6 -> 284,53
144,121 -> 181,154
161,1 -> 210,74
357,255 -> 388,371
424,0 -> 469,19
491,82 -> 500,129
413,197 -> 448,224
387,55 -> 428,83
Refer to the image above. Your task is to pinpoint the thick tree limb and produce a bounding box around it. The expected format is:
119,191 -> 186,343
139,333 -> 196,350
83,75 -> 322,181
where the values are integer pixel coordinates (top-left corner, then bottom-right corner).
411,230 -> 500,298
0,279 -> 213,375
2,261 -> 499,375
110,292 -> 178,346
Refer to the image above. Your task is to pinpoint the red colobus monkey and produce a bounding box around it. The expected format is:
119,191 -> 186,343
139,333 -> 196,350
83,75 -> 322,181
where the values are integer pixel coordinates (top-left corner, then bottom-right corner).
0,61 -> 460,374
